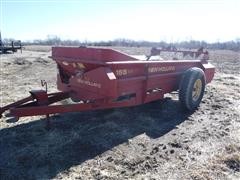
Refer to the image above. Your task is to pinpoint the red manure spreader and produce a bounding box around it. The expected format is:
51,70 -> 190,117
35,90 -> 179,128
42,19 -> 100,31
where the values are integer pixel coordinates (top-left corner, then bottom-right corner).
0,46 -> 215,125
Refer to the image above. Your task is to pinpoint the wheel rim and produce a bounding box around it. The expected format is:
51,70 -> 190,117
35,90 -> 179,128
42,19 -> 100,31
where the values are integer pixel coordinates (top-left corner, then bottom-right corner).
192,79 -> 202,101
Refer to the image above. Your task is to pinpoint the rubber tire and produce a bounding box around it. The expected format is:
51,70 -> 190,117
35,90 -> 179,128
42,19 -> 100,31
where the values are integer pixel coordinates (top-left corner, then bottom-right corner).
179,67 -> 206,111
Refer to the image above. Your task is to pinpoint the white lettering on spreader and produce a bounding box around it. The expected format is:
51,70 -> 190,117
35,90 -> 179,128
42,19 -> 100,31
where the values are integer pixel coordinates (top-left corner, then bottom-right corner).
77,79 -> 101,88
148,66 -> 175,73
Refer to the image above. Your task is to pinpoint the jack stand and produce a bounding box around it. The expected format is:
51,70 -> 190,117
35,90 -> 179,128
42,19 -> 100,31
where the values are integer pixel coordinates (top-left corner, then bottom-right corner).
45,114 -> 50,130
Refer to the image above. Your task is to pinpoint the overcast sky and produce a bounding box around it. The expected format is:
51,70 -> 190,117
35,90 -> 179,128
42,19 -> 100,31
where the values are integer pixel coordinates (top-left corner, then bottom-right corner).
1,0 -> 240,42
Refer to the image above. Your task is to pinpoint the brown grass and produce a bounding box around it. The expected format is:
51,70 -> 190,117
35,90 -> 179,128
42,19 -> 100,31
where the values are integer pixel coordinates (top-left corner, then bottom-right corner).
24,45 -> 51,52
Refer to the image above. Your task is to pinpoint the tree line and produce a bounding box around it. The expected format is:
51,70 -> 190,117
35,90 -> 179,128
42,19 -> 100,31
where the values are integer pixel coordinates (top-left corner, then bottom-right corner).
4,35 -> 240,51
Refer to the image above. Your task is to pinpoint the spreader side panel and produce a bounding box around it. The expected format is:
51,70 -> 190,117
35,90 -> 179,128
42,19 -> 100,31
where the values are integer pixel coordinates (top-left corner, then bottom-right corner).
52,47 -> 137,62
66,67 -> 118,101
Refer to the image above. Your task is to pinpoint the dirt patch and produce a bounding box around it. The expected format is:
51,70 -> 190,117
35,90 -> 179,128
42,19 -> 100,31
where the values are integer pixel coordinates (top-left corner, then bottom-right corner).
225,156 -> 240,172
13,58 -> 32,65
34,57 -> 50,65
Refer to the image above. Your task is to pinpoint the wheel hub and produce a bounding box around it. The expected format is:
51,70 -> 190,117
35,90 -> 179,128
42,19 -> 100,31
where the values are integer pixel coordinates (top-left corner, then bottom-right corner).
192,79 -> 202,101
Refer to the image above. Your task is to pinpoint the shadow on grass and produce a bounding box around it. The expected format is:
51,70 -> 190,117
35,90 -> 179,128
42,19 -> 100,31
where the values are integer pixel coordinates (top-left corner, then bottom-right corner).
0,97 -> 193,179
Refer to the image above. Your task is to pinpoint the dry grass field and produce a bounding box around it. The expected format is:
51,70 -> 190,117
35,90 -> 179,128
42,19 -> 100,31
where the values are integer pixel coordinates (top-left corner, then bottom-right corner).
0,45 -> 240,179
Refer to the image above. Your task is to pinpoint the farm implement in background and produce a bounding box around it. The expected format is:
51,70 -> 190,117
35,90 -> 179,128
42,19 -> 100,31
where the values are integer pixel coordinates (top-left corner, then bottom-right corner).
0,46 -> 215,127
0,32 -> 22,54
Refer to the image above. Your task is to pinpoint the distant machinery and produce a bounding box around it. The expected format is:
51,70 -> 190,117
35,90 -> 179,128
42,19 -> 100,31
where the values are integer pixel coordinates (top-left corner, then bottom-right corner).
0,31 -> 22,54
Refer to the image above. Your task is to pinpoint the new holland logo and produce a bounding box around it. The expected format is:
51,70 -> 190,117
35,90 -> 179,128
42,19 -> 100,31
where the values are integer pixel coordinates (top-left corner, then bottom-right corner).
77,79 -> 101,88
148,66 -> 176,73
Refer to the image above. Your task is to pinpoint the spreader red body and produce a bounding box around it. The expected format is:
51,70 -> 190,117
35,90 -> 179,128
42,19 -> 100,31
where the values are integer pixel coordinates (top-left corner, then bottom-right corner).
0,47 -> 215,119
